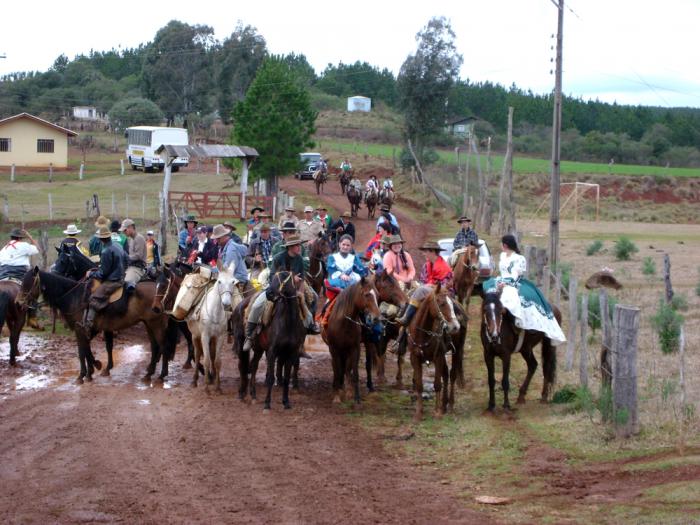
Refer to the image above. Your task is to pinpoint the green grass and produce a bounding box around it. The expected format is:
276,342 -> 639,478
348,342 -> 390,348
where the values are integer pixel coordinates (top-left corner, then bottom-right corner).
319,138 -> 700,178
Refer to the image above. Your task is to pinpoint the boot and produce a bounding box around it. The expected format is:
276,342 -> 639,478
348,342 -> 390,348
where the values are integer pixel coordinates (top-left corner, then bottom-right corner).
389,328 -> 408,355
78,308 -> 96,334
26,308 -> 44,331
242,321 -> 257,352
307,320 -> 321,335
397,304 -> 417,327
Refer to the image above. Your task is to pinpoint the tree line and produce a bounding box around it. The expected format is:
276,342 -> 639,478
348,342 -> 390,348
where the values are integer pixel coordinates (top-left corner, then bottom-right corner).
1,18 -> 699,167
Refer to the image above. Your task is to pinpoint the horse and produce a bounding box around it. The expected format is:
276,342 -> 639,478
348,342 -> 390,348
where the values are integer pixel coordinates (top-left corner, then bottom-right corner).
314,170 -> 327,195
452,245 -> 480,310
405,284 -> 462,421
339,171 -> 350,195
57,243 -> 197,370
365,189 -> 378,219
307,233 -> 332,297
19,268 -> 178,384
321,276 -> 381,407
188,264 -> 235,393
379,188 -> 394,211
480,291 -> 558,412
347,185 -> 362,217
0,279 -> 27,366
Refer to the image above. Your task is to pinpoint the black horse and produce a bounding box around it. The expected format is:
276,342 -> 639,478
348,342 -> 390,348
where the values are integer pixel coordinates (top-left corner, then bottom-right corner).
54,244 -> 196,371
480,292 -> 558,412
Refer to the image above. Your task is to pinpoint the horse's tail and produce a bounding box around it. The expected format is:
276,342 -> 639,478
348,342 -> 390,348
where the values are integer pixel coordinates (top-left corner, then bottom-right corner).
0,291 -> 11,334
541,336 -> 557,397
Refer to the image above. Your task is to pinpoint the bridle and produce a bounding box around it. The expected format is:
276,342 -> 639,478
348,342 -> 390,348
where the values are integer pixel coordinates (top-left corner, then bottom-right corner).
483,300 -> 503,345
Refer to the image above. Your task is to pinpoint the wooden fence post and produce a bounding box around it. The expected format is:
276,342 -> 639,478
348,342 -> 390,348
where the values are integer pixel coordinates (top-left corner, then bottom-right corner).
48,193 -> 53,221
535,248 -> 547,286
10,164 -> 15,182
525,245 -> 537,280
600,289 -> 613,390
542,265 -> 550,299
565,277 -> 578,371
39,230 -> 49,270
579,294 -> 589,388
120,159 -> 125,176
613,304 -> 640,438
554,267 -> 563,307
216,159 -> 220,176
663,254 -> 674,304
48,163 -> 53,183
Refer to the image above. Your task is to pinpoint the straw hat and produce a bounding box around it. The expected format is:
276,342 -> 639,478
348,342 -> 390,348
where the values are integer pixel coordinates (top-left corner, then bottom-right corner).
385,234 -> 405,246
419,241 -> 445,252
211,224 -> 231,239
95,226 -> 112,239
119,218 -> 135,232
94,215 -> 109,228
63,224 -> 81,235
284,206 -> 295,212
341,211 -> 352,218
282,235 -> 307,248
303,205 -> 314,213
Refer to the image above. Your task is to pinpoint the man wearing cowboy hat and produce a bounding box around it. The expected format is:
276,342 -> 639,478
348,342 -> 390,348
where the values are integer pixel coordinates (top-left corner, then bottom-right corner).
242,235 -> 320,353
0,228 -> 42,328
453,216 -> 479,250
329,211 -> 355,244
248,206 -> 264,227
298,205 -> 323,244
89,216 -> 110,256
120,219 -> 147,288
250,213 -> 281,244
186,225 -> 219,266
59,224 -> 88,256
211,224 -> 249,287
80,225 -> 125,333
178,214 -> 199,256
271,222 -> 310,272
375,204 -> 399,234
222,221 -> 243,244
315,206 -> 332,230
278,206 -> 299,230
246,222 -> 276,267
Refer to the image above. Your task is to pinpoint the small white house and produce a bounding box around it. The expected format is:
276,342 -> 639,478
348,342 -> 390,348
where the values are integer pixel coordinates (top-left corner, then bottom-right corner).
347,96 -> 371,113
72,106 -> 105,121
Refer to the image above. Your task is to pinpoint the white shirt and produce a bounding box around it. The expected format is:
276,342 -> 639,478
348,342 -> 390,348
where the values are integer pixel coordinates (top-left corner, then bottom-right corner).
366,179 -> 378,191
0,240 -> 39,268
499,252 -> 527,280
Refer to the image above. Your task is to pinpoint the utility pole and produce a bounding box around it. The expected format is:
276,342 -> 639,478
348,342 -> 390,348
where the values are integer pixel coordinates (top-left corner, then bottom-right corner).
550,0 -> 564,271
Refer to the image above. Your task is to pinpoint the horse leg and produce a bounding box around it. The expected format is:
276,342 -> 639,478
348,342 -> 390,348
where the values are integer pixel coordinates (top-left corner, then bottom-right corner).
441,354 -> 450,415
365,342 -> 375,393
502,353 -> 512,411
433,355 -> 444,418
352,347 -> 361,408
282,358 -> 293,409
411,352 -> 424,422
201,333 -> 213,392
8,319 -> 21,367
518,344 -> 539,404
100,331 -> 114,376
191,336 -> 203,388
250,348 -> 263,400
238,349 -> 249,401
182,325 -> 194,369
213,337 -> 223,394
395,350 -> 404,389
276,356 -> 283,386
484,348 -> 496,412
331,349 -> 343,404
263,349 -> 275,411
292,351 -> 300,390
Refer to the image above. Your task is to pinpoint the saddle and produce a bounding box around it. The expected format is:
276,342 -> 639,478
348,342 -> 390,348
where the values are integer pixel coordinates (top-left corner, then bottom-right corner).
171,266 -> 215,320
90,279 -> 124,304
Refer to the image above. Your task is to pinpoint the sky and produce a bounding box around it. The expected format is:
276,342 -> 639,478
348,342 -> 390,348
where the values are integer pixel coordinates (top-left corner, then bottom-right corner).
2,0 -> 700,108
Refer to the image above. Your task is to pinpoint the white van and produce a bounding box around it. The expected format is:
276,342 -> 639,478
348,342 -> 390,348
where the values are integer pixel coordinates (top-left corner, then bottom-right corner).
125,126 -> 189,172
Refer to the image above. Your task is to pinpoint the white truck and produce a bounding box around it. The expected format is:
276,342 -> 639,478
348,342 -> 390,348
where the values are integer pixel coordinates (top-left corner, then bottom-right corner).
125,126 -> 189,172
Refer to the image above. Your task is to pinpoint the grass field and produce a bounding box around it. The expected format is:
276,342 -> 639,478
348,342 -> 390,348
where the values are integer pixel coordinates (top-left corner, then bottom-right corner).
318,138 -> 700,178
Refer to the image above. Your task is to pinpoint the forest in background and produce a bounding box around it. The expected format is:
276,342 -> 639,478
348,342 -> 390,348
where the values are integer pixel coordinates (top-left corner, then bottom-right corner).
1,19 -> 699,167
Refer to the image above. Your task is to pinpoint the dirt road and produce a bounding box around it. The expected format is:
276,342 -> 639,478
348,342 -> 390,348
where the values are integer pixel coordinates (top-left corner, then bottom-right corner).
0,177 -> 488,524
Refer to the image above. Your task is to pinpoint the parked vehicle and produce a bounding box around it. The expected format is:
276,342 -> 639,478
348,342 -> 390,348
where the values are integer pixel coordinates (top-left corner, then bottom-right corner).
438,238 -> 494,281
125,126 -> 189,173
295,152 -> 322,180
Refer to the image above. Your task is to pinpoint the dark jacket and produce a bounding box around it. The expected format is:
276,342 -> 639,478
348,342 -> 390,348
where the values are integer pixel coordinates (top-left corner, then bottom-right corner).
89,235 -> 102,256
246,236 -> 275,266
271,250 -> 305,277
329,218 -> 355,243
94,241 -> 125,282
453,227 -> 479,250
186,238 -> 218,266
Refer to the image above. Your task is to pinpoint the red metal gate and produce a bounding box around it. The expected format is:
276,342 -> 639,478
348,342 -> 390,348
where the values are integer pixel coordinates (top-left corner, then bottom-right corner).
168,191 -> 273,219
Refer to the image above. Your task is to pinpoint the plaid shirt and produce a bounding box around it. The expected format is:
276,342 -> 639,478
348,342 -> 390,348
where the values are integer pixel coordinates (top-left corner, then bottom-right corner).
453,227 -> 479,250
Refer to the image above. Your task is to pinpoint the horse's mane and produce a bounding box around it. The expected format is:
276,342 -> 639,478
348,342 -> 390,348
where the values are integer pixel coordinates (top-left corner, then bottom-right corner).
482,291 -> 501,308
29,270 -> 87,310
331,280 -> 362,318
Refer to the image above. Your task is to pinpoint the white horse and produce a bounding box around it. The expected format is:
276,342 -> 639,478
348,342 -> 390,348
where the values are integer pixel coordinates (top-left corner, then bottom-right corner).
189,263 -> 236,393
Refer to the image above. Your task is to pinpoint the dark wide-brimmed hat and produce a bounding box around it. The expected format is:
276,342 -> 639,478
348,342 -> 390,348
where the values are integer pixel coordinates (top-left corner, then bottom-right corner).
385,234 -> 405,246
183,214 -> 198,224
419,241 -> 445,252
9,228 -> 26,239
280,221 -> 298,232
258,222 -> 273,231
283,235 -> 307,248
457,216 -> 472,223
250,206 -> 264,215
380,204 -> 391,212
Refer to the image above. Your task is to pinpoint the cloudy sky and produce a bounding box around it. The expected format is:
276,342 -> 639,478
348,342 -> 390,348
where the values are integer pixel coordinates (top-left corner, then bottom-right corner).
2,0 -> 699,108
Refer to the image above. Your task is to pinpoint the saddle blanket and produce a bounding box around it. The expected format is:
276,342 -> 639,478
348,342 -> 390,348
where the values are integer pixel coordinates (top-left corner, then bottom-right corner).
90,279 -> 124,304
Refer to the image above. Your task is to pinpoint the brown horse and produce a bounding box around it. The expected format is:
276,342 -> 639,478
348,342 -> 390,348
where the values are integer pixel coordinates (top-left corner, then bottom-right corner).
480,291 -> 558,412
314,170 -> 327,195
406,284 -> 462,421
347,185 -> 362,217
307,233 -> 332,297
379,188 -> 394,211
19,268 -> 178,383
452,245 -> 480,309
321,277 -> 381,407
0,280 -> 27,366
339,171 -> 350,195
365,189 -> 378,219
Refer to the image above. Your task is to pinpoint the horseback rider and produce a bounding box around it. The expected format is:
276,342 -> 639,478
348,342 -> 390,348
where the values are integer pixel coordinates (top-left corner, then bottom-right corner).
145,231 -> 161,271
483,235 -> 566,345
211,224 -> 251,299
376,204 -> 399,234
298,205 -> 324,244
80,225 -> 125,333
186,225 -> 218,266
340,158 -> 352,174
110,219 -> 128,250
60,224 -> 89,256
327,235 -> 368,289
119,219 -> 147,289
246,223 -> 275,267
364,222 -> 392,262
178,214 -> 199,257
329,211 -> 355,245
315,206 -> 332,230
381,175 -> 395,200
278,206 -> 300,230
348,173 -> 362,193
222,221 -> 243,244
382,235 -> 416,290
242,235 -> 321,353
365,174 -> 379,201
89,216 -> 110,256
271,222 -> 310,273
453,216 -> 479,250
0,228 -> 42,329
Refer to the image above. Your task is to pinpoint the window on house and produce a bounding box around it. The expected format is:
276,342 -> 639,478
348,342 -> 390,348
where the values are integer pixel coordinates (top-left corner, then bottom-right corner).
0,138 -> 10,152
37,139 -> 54,153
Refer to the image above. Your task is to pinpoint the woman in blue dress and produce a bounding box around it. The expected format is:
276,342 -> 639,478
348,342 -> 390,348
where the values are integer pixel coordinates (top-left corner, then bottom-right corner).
327,234 -> 368,289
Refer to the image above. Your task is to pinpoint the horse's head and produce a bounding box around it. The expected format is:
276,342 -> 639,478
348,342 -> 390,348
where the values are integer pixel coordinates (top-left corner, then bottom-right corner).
215,263 -> 237,308
458,245 -> 479,276
53,244 -> 72,277
18,266 -> 41,308
482,291 -> 505,344
372,270 -> 408,308
152,266 -> 171,314
268,271 -> 298,303
356,276 -> 381,325
313,233 -> 333,262
429,283 -> 460,335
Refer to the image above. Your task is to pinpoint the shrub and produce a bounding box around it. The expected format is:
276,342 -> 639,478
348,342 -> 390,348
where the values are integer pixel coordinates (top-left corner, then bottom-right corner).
613,236 -> 638,261
552,385 -> 595,415
671,293 -> 688,312
642,256 -> 656,276
650,300 -> 683,354
586,239 -> 603,256
580,291 -> 618,332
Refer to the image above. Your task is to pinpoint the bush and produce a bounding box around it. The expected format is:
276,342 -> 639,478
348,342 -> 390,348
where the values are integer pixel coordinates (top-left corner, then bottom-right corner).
586,239 -> 603,256
671,294 -> 688,312
642,256 -> 656,276
552,385 -> 595,415
580,291 -> 618,332
613,236 -> 639,261
650,300 -> 683,354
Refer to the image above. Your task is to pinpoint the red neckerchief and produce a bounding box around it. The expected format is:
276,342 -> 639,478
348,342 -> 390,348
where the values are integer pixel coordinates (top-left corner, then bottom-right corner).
4,240 -> 18,250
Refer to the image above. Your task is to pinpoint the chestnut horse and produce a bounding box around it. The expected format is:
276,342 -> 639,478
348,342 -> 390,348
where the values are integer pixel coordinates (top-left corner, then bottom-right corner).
365,189 -> 378,219
321,277 -> 381,407
480,291 -> 558,412
0,280 -> 27,366
314,170 -> 327,195
406,284 -> 462,421
452,245 -> 480,310
347,185 -> 362,217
